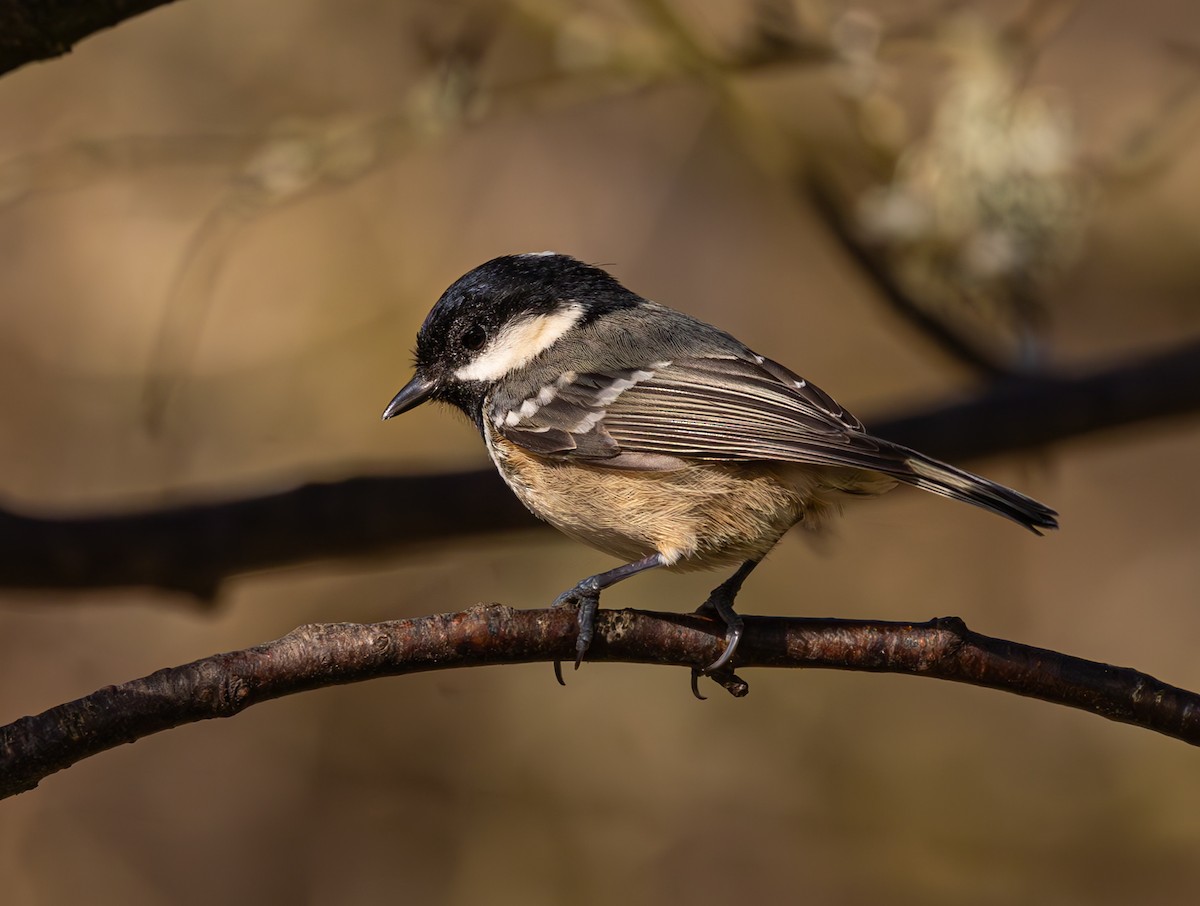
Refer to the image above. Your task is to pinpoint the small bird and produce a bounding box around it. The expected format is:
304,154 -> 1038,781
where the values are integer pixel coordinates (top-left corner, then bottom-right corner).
383,253 -> 1057,683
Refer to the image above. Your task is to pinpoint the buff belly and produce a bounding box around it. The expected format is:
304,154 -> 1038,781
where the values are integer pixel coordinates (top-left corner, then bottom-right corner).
485,426 -> 896,572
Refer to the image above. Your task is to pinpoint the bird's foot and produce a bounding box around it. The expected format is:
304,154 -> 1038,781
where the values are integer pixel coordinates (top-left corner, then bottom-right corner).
551,578 -> 602,683
694,593 -> 745,674
691,666 -> 750,700
689,587 -> 746,698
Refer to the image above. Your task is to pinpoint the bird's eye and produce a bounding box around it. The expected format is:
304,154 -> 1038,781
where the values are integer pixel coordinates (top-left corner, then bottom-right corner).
461,323 -> 488,351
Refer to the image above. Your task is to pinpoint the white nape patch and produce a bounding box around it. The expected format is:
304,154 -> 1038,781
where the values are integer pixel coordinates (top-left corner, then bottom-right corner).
520,250 -> 559,257
454,303 -> 584,382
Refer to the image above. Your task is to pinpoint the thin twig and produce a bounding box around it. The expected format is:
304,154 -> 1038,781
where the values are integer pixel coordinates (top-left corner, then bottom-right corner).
2,606 -> 1197,799
0,0 -> 184,77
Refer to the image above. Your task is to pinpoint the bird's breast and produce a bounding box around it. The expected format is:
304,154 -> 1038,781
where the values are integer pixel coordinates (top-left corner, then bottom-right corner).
483,422 -> 868,571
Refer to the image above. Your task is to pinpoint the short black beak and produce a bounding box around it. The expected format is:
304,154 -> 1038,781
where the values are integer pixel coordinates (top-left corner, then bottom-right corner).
381,372 -> 437,420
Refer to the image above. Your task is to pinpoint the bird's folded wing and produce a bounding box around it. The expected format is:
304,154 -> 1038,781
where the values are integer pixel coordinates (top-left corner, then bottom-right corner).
493,354 -> 913,473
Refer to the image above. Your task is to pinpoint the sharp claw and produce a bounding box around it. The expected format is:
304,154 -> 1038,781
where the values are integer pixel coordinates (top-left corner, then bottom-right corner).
553,659 -> 566,686
704,623 -> 742,673
690,669 -> 708,701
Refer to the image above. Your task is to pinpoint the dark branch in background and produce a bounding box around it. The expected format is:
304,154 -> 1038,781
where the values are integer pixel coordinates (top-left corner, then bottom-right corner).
0,0 -> 182,77
2,338 -> 1199,596
880,338 -> 1200,461
3,605 -> 1199,798
0,471 -> 535,599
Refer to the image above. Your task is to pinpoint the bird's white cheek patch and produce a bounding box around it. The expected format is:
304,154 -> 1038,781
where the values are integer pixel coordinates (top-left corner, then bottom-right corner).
454,303 -> 584,382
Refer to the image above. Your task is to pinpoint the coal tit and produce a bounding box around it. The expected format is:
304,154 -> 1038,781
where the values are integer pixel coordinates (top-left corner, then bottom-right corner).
383,253 -> 1058,678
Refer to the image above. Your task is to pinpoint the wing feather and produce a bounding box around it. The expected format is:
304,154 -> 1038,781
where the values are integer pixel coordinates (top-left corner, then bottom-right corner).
492,354 -> 888,468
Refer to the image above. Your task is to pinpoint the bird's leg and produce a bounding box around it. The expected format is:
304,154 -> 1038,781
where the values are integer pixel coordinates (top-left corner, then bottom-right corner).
552,552 -> 665,679
695,558 -> 760,676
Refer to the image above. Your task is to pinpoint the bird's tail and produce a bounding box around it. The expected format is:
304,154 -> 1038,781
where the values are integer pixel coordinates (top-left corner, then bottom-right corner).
877,444 -> 1059,535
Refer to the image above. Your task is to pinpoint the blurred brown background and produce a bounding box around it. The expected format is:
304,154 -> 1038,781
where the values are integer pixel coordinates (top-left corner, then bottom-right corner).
2,1 -> 1200,903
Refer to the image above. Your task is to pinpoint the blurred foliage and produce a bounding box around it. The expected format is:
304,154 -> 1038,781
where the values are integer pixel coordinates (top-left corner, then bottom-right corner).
4,0 -> 1197,411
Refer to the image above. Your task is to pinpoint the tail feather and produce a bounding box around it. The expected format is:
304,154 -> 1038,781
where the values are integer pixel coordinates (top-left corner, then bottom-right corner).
880,445 -> 1059,535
